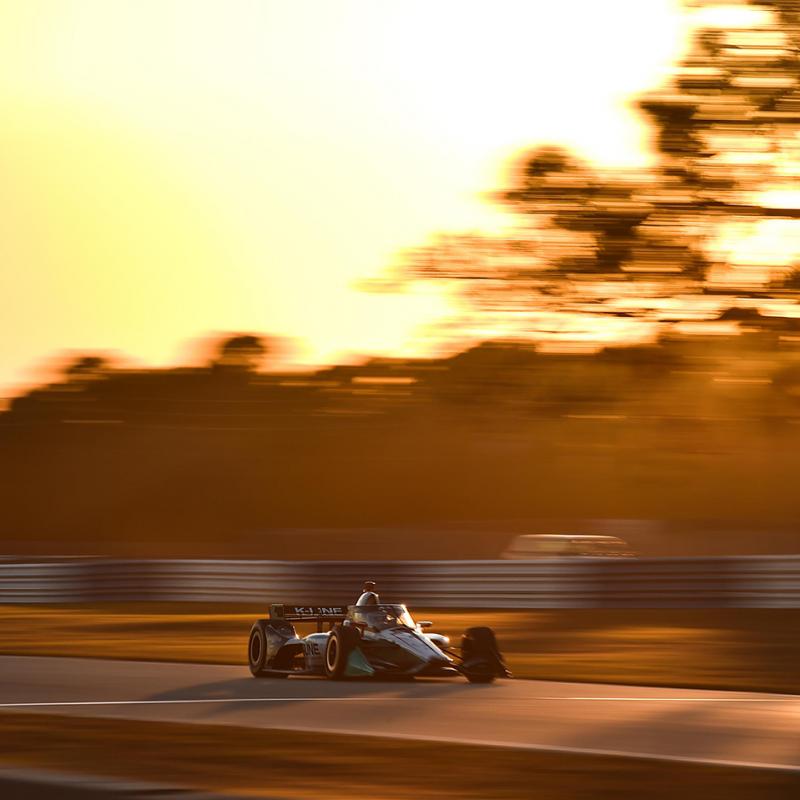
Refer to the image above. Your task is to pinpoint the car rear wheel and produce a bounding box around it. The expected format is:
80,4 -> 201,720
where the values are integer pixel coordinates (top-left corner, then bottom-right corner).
248,620 -> 288,678
248,621 -> 268,677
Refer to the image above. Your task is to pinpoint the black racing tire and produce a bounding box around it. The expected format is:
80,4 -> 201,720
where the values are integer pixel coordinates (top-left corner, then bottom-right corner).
324,624 -> 361,680
248,620 -> 288,678
248,620 -> 268,677
466,671 -> 495,684
461,626 -> 505,684
463,626 -> 499,653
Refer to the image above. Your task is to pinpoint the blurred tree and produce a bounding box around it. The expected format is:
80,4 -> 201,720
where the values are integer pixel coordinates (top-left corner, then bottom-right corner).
641,1 -> 800,201
375,0 -> 800,336
63,355 -> 112,382
212,334 -> 269,372
781,267 -> 800,289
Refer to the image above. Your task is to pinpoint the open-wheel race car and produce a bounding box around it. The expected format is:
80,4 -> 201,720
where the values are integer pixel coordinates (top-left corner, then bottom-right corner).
248,581 -> 510,683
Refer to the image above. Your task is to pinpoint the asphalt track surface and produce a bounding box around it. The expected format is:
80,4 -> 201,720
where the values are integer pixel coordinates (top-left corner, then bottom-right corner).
0,656 -> 798,771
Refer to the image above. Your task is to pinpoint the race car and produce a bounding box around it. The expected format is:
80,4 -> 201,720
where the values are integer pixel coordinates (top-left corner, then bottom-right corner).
247,581 -> 510,683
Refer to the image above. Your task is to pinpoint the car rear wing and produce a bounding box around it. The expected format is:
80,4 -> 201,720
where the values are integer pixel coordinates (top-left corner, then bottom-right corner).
270,605 -> 348,628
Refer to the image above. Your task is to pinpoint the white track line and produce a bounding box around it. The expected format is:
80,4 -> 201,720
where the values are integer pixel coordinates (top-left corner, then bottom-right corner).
551,696 -> 798,702
279,726 -> 800,774
0,698 -> 378,708
0,695 -> 796,709
0,695 -> 800,708
2,696 -> 798,773
5,700 -> 797,773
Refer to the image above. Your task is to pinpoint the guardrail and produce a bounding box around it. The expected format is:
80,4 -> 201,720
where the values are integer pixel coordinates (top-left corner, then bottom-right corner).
0,556 -> 798,607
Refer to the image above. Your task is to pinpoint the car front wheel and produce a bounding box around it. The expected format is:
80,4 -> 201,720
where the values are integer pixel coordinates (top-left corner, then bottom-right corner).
324,625 -> 360,680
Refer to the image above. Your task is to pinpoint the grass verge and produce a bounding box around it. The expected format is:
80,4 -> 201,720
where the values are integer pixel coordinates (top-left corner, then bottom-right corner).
0,712 -> 796,799
0,604 -> 797,693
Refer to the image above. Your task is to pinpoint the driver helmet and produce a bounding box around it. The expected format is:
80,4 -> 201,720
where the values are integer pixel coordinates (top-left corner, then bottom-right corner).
356,580 -> 379,606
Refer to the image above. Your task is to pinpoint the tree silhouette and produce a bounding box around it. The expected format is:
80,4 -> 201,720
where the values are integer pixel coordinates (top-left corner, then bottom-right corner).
781,267 -> 800,289
63,355 -> 112,381
212,334 -> 268,372
375,0 -> 800,337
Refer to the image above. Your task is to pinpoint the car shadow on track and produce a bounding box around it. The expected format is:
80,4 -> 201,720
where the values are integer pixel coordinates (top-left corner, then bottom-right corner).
144,671 -> 503,718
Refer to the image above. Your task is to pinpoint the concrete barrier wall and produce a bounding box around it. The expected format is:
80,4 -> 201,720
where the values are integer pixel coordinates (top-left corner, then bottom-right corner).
0,556 -> 798,607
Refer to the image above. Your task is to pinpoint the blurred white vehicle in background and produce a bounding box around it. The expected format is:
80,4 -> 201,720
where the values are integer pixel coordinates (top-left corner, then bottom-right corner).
501,534 -> 637,559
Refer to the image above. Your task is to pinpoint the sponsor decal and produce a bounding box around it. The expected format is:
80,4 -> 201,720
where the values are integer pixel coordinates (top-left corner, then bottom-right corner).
288,606 -> 345,617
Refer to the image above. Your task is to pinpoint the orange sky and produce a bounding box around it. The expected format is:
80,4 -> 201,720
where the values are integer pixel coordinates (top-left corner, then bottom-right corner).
0,0 -> 695,395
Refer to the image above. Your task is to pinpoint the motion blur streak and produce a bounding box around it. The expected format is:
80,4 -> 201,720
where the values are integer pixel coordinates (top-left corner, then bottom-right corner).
0,1 -> 684,394
1,656 -> 798,771
1,695 -> 797,708
4,333 -> 800,558
4,2 -> 800,798
6,3 -> 800,560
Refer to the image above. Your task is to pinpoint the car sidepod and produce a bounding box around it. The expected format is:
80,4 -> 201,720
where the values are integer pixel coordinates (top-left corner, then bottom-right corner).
302,632 -> 330,674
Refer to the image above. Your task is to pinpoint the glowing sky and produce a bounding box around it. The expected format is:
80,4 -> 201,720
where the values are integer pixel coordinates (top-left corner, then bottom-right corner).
0,0 -> 688,394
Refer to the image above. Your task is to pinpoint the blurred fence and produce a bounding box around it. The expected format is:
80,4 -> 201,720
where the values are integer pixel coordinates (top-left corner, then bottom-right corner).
0,556 -> 798,607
